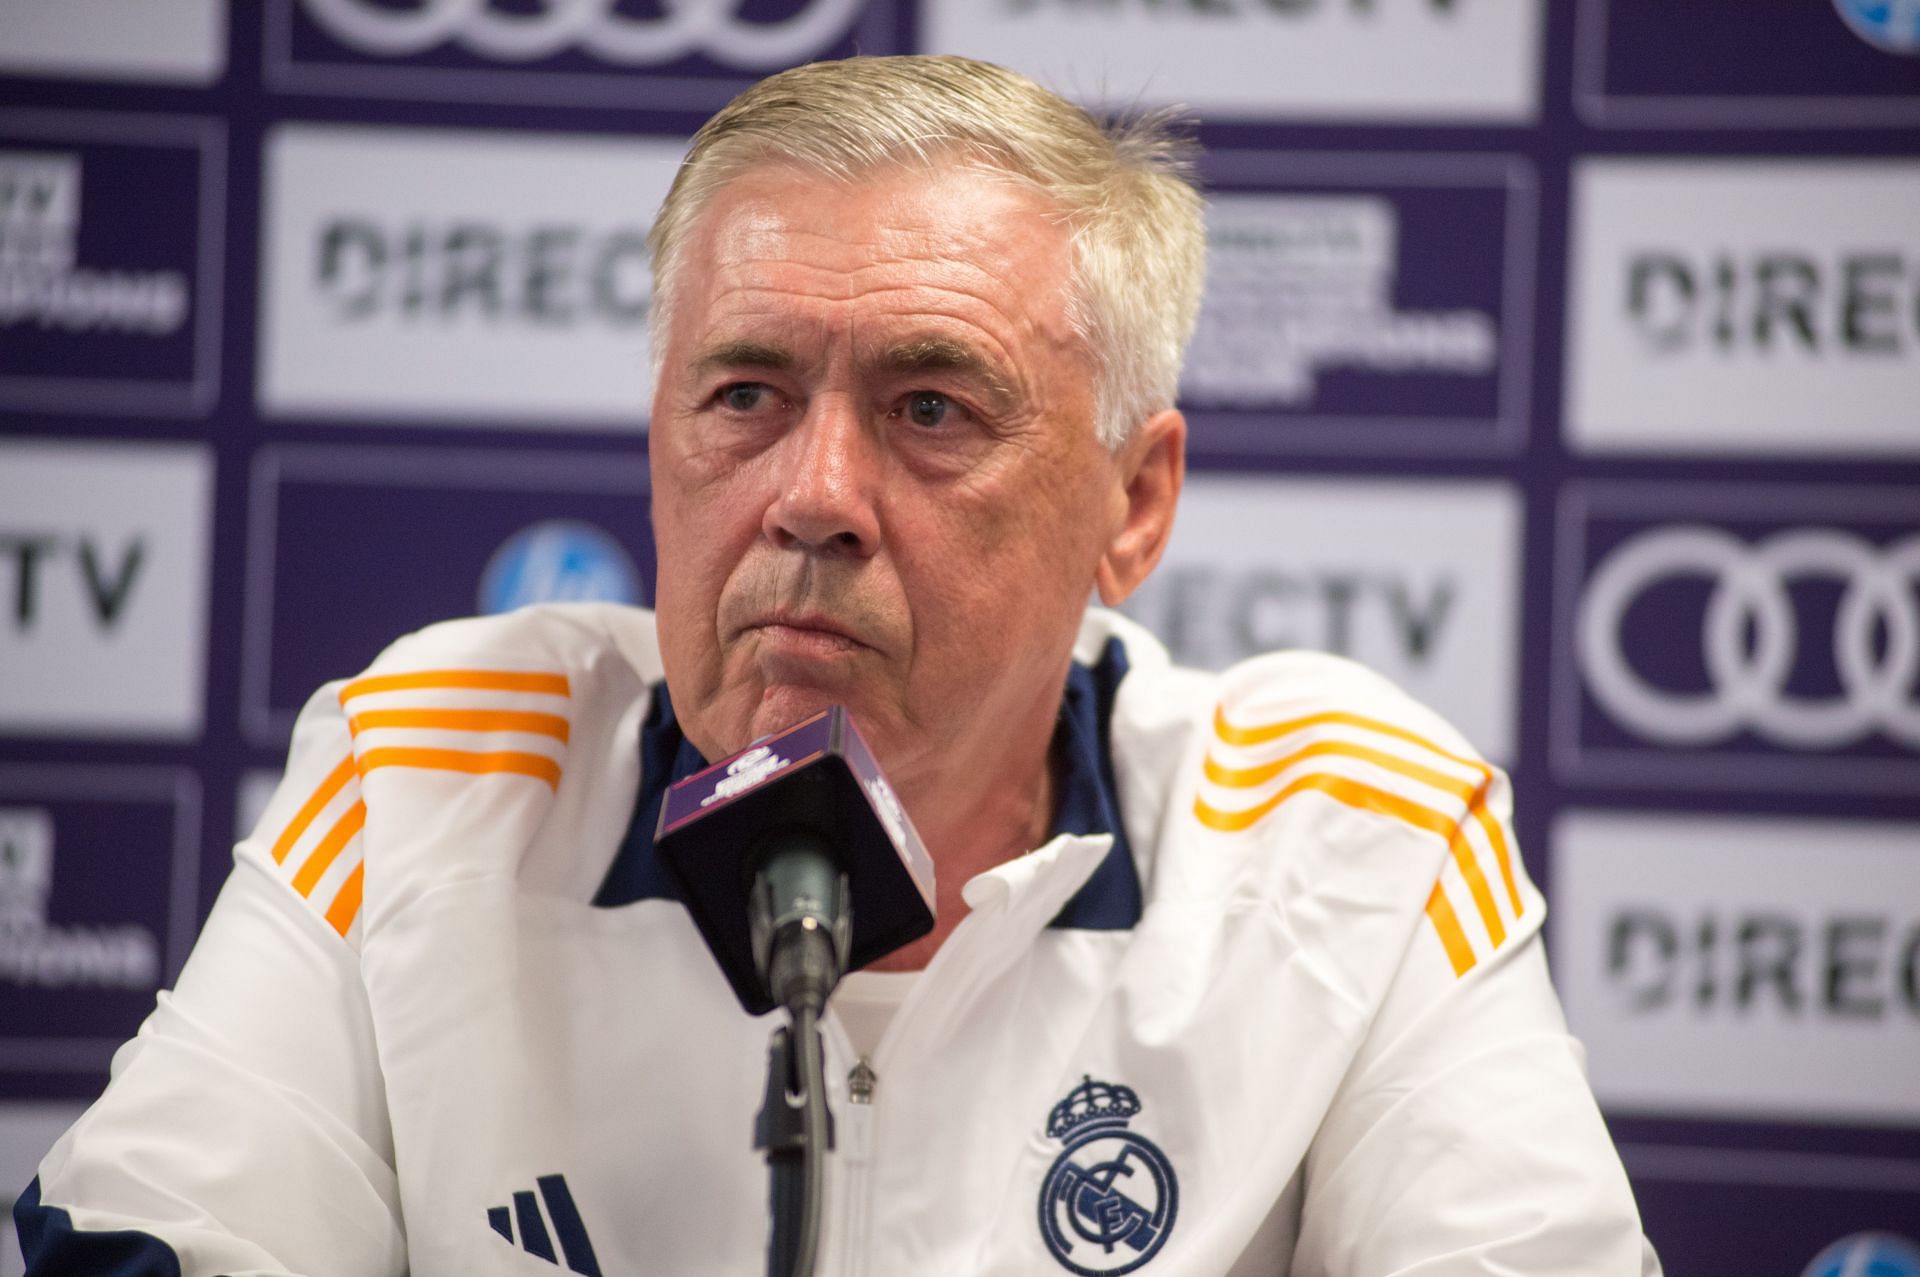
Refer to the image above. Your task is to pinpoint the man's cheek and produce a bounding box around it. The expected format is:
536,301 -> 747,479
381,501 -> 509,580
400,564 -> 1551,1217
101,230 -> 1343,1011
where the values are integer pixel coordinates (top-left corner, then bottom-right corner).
932,487 -> 1030,564
916,551 -> 1017,634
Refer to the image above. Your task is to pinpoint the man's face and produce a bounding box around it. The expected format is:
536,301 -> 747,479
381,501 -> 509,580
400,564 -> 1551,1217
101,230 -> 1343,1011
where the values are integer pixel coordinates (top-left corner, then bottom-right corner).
648,161 -> 1133,779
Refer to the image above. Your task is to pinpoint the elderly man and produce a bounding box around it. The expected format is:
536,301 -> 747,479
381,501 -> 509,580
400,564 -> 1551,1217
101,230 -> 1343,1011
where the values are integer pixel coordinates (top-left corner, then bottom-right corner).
20,56 -> 1657,1276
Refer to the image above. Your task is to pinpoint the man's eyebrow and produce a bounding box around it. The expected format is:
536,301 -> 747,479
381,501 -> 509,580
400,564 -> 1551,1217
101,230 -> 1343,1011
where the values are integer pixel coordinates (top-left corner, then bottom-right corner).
879,338 -> 1015,410
690,340 -> 794,377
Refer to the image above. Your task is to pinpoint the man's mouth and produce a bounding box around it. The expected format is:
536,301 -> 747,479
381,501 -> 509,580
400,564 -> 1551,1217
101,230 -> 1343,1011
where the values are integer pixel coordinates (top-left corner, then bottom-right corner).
744,611 -> 869,656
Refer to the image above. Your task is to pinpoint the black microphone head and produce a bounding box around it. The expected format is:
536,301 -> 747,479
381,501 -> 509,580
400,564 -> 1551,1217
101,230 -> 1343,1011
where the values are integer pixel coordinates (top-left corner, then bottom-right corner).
654,706 -> 937,1016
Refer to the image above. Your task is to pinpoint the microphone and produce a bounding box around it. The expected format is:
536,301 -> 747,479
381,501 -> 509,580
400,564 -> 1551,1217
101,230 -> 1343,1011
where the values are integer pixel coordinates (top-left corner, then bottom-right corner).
654,705 -> 937,1016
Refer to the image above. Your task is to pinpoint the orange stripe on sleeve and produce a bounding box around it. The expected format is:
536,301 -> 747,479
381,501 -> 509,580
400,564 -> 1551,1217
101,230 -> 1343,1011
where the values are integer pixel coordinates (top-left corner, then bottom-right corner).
1205,739 -> 1507,947
357,747 -> 562,790
1469,778 -> 1523,917
324,863 -> 364,938
291,799 -> 366,898
1196,770 -> 1451,837
338,669 -> 570,704
1425,883 -> 1477,977
270,756 -> 356,865
1197,773 -> 1491,978
1214,706 -> 1524,918
1215,706 -> 1458,754
1206,736 -> 1466,794
347,708 -> 570,743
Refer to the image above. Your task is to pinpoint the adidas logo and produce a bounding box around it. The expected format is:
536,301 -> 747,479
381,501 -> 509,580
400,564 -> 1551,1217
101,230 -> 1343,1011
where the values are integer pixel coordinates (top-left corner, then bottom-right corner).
486,1173 -> 602,1275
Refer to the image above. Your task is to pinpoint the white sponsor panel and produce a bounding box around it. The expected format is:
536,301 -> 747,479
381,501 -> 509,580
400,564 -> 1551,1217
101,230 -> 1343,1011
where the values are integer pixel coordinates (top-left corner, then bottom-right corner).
1566,159 -> 1920,456
0,0 -> 226,85
924,0 -> 1542,122
1552,811 -> 1920,1126
258,124 -> 683,427
1123,475 -> 1520,762
264,0 -> 892,106
288,0 -> 865,69
0,441 -> 213,738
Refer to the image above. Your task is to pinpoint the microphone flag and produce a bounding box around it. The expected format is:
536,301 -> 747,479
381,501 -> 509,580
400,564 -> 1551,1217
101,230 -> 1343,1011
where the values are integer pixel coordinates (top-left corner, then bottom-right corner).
655,706 -> 937,1015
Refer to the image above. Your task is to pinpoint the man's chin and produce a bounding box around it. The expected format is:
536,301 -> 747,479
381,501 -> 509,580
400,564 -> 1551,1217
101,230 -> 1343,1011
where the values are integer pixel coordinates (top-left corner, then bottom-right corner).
748,683 -> 862,743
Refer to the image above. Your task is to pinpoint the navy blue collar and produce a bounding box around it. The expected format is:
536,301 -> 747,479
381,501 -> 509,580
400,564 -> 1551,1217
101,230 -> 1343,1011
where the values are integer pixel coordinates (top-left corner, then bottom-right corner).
594,637 -> 1139,932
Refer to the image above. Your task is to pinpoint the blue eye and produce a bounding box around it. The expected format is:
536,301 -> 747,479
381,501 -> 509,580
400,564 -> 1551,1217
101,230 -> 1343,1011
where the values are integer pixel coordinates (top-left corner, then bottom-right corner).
905,391 -> 949,428
721,383 -> 769,412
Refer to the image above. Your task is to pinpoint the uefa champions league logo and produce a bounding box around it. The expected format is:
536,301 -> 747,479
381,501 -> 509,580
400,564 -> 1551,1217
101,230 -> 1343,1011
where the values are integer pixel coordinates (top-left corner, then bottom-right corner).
1037,1076 -> 1178,1275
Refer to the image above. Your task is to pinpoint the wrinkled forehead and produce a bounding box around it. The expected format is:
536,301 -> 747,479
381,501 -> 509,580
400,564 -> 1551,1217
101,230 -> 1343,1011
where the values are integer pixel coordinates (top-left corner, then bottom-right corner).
667,160 -> 1082,346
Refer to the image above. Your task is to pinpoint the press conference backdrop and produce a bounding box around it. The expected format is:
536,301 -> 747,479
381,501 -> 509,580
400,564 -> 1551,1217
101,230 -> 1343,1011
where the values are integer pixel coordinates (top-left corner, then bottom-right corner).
0,1 -> 1916,1271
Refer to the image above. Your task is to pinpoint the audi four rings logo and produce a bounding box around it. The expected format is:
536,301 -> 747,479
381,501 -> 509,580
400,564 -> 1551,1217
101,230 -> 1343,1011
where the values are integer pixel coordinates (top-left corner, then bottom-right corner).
1578,527 -> 1920,750
299,0 -> 866,68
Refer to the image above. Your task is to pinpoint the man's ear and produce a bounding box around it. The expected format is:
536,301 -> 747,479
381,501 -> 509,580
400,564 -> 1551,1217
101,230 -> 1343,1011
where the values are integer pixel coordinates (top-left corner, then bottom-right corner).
1094,408 -> 1186,607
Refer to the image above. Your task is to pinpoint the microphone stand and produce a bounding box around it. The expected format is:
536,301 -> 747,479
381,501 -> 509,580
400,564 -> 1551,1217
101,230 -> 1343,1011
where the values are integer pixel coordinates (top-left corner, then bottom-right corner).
751,844 -> 848,1277
754,1003 -> 832,1277
653,709 -> 933,1277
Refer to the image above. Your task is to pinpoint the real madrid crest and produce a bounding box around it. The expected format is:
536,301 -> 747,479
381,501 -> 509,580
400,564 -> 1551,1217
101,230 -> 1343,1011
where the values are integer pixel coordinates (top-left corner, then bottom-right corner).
1037,1075 -> 1179,1275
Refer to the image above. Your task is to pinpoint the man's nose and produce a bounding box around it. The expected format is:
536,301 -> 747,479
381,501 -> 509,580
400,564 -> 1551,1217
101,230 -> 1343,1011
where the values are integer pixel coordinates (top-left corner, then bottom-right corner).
762,398 -> 881,558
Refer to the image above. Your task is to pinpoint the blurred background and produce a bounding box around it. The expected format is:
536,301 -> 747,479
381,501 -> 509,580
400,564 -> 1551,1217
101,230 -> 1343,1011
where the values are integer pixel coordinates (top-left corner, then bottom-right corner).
0,0 -> 1916,1270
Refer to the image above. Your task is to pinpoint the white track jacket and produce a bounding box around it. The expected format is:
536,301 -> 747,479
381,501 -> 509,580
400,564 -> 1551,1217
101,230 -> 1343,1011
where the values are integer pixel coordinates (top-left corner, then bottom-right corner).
22,604 -> 1659,1276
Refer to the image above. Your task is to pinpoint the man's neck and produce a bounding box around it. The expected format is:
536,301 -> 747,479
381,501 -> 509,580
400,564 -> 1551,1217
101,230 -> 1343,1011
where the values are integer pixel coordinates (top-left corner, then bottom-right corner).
865,716 -> 1061,973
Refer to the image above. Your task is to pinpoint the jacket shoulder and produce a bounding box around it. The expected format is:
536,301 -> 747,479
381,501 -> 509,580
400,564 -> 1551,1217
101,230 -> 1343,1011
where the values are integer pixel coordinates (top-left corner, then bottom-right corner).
1196,648 -> 1534,982
1192,647 -> 1501,854
341,604 -> 661,907
242,606 -> 663,946
1092,609 -> 1533,975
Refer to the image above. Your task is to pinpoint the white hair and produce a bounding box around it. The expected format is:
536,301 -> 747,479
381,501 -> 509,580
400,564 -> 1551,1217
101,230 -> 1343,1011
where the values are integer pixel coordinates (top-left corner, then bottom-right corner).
647,54 -> 1207,449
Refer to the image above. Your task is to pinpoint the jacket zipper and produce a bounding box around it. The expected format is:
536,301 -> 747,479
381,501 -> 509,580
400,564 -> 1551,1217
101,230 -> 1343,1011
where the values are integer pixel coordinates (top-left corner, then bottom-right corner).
823,871 -> 1049,1273
838,1055 -> 876,1277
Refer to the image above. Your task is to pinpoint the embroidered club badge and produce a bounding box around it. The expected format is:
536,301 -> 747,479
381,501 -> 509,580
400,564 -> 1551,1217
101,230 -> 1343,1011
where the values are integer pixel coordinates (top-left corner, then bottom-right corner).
1037,1075 -> 1178,1275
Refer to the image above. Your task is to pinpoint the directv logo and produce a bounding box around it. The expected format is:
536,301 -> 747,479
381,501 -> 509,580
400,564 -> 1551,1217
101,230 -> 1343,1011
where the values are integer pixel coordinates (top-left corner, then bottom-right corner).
1833,0 -> 1920,53
478,521 -> 641,616
1801,1231 -> 1920,1277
